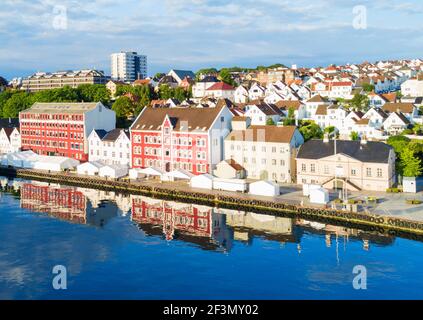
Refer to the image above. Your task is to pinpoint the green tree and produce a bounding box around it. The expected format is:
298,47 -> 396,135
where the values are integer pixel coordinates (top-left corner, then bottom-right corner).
77,84 -> 110,104
218,69 -> 236,86
299,122 -> 323,141
350,131 -> 359,141
283,107 -> 295,126
350,94 -> 369,110
387,135 -> 411,155
266,118 -> 275,125
2,92 -> 33,118
112,96 -> 134,118
362,83 -> 375,92
158,85 -> 174,100
401,146 -> 422,177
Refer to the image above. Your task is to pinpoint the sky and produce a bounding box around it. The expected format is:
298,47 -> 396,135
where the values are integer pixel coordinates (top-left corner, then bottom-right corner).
1,0 -> 423,80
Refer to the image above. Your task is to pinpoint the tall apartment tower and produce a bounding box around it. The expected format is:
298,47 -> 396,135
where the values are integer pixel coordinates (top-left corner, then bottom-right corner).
111,51 -> 147,82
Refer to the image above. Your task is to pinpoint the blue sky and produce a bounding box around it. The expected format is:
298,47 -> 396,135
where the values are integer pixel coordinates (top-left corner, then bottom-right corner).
1,0 -> 423,80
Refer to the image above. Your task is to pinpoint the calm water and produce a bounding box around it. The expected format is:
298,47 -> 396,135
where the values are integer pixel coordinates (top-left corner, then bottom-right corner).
0,177 -> 422,300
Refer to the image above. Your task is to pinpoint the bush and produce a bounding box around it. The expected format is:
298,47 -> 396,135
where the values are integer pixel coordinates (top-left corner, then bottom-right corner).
386,187 -> 402,193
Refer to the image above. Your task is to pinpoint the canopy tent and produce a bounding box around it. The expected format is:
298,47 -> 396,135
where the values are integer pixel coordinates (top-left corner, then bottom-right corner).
190,174 -> 214,190
77,161 -> 104,176
32,156 -> 80,172
99,164 -> 129,179
1,150 -> 37,168
249,180 -> 280,197
138,167 -> 165,177
162,169 -> 194,182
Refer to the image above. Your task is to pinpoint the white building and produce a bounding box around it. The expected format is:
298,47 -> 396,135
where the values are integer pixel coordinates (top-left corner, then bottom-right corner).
111,51 -> 147,82
224,120 -> 304,183
88,129 -> 131,166
192,76 -> 219,99
244,103 -> 283,125
401,78 -> 423,97
234,85 -> 249,103
0,127 -> 21,154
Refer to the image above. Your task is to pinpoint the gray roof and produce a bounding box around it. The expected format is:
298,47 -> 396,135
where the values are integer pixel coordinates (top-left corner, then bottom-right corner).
170,69 -> 195,80
102,129 -> 130,142
297,140 -> 393,163
0,118 -> 19,128
22,102 -> 99,114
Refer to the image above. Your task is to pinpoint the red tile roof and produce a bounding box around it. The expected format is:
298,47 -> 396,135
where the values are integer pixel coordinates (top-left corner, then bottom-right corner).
206,82 -> 235,91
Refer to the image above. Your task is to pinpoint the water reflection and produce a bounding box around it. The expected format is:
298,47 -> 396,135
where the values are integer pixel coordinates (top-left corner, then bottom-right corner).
0,177 -> 396,253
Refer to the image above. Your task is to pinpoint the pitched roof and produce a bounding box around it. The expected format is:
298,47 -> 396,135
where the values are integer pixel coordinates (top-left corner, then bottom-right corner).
170,70 -> 195,81
382,102 -> 414,114
206,82 -> 235,91
199,75 -> 219,83
297,140 -> 393,163
102,129 -> 130,142
315,105 -> 328,115
94,129 -> 108,139
275,100 -> 303,111
226,125 -> 297,143
131,105 -> 226,132
226,159 -> 245,171
307,95 -> 327,103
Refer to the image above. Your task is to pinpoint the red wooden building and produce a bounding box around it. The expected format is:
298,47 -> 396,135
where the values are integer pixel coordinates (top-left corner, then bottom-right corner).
19,102 -> 115,162
130,105 -> 233,175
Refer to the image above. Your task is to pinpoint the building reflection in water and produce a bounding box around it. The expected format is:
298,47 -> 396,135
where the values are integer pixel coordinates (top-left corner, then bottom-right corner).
0,177 -> 396,254
130,195 -> 233,252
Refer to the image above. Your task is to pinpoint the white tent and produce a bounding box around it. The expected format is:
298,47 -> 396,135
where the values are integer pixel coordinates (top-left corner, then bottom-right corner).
190,174 -> 214,190
32,156 -> 80,172
310,187 -> 329,204
162,169 -> 194,182
1,150 -> 38,168
99,164 -> 129,179
77,161 -> 104,176
249,180 -> 280,197
129,168 -> 144,180
138,167 -> 164,177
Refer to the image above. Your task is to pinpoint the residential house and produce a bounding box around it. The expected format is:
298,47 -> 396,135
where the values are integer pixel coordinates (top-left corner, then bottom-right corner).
205,82 -> 235,100
234,85 -> 249,103
296,139 -> 396,191
383,112 -> 410,135
192,76 -> 219,98
224,120 -> 304,183
88,129 -> 131,166
0,127 -> 21,154
167,70 -> 196,85
244,102 -> 284,125
130,105 -> 233,175
248,83 -> 266,101
382,102 -> 418,122
401,78 -> 423,98
304,95 -> 328,119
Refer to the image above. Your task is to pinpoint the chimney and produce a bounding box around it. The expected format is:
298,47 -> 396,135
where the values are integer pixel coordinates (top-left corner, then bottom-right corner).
323,133 -> 330,143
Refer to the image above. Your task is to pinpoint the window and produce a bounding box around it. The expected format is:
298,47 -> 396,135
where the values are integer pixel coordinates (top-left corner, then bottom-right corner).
377,168 -> 382,177
310,164 -> 316,173
351,169 -> 357,176
272,147 -> 276,153
366,168 -> 372,177
272,159 -> 277,165
261,158 -> 266,165
324,165 -> 329,174
301,163 -> 306,172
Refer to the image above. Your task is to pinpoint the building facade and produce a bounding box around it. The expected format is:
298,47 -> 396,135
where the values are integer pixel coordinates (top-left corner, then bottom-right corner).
296,139 -> 396,191
19,102 -> 116,162
88,129 -> 131,165
0,127 -> 21,154
111,51 -> 147,82
224,120 -> 304,183
22,70 -> 108,92
130,105 -> 233,175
